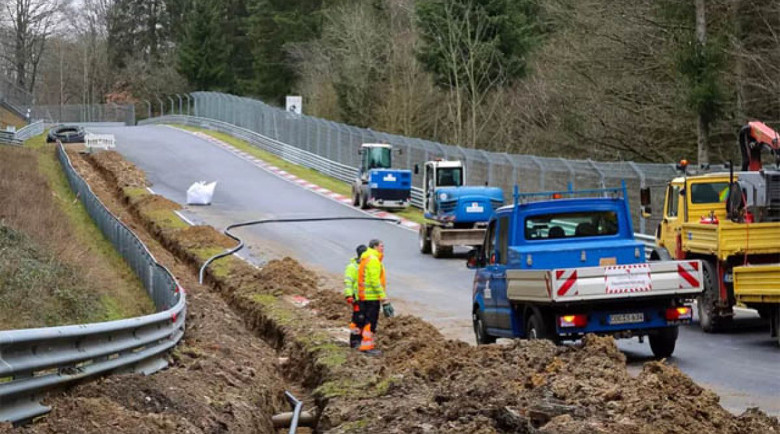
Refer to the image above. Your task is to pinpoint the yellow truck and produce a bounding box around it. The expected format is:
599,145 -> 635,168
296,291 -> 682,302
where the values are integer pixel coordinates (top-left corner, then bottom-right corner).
641,120 -> 780,343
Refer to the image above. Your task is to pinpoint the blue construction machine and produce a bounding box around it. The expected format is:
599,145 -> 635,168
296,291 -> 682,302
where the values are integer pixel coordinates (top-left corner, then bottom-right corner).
416,160 -> 504,258
352,143 -> 412,210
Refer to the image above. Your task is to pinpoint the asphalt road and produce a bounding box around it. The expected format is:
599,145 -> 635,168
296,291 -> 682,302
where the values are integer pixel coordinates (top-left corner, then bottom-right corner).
95,125 -> 780,416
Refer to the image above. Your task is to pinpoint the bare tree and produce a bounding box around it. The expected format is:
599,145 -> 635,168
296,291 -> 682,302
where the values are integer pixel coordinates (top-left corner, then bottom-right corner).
695,0 -> 710,165
1,0 -> 68,96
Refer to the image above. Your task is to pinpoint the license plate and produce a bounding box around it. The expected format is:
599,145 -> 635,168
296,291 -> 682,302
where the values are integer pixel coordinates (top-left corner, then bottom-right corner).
608,313 -> 644,325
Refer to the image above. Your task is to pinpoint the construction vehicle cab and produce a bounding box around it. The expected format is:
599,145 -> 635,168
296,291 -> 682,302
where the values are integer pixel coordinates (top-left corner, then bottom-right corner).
644,121 -> 780,336
351,143 -> 412,210
416,160 -> 504,258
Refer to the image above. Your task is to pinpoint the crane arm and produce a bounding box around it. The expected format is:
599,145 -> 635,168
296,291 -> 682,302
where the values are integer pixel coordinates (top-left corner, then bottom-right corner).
739,121 -> 780,171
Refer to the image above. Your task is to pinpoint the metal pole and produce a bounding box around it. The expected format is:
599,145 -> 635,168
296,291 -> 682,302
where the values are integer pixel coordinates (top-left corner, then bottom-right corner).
628,161 -> 647,234
176,94 -> 183,115
167,96 -> 175,115
558,157 -> 575,189
156,97 -> 164,117
529,156 -> 546,190
184,94 -> 191,116
144,100 -> 151,119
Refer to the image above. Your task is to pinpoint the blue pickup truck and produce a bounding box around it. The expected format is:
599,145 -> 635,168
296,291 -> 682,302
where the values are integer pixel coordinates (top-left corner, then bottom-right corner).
468,184 -> 704,358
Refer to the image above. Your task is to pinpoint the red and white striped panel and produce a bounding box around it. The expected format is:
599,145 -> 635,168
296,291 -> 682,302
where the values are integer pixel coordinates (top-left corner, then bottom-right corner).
677,261 -> 700,289
555,269 -> 578,297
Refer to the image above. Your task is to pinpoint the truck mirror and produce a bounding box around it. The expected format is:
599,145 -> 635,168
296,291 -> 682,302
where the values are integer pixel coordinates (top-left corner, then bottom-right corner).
640,187 -> 650,206
414,164 -> 419,175
466,249 -> 480,269
639,188 -> 652,218
357,148 -> 362,155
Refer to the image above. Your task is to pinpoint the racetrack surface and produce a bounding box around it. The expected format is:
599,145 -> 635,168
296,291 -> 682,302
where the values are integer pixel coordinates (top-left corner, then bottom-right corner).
95,124 -> 780,417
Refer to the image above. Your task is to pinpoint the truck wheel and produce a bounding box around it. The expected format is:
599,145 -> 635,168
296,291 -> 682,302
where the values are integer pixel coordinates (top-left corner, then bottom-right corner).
359,192 -> 369,210
473,310 -> 496,345
352,187 -> 360,206
419,225 -> 431,254
649,327 -> 678,359
698,260 -> 726,333
431,238 -> 452,258
526,311 -> 557,343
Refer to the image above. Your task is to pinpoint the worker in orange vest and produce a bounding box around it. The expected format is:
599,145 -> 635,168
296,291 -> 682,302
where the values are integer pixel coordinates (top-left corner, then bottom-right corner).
344,244 -> 367,349
356,239 -> 395,355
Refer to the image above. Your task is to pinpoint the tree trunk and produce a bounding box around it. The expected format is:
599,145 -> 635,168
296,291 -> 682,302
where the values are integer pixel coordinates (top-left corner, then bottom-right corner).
695,0 -> 709,166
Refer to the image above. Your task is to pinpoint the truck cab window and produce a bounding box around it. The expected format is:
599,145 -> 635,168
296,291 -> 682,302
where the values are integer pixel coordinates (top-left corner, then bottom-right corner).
691,182 -> 729,204
484,220 -> 496,264
666,185 -> 680,217
497,216 -> 509,264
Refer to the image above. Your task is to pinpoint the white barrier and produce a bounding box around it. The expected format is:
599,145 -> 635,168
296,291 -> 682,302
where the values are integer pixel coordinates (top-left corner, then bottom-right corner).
85,133 -> 116,151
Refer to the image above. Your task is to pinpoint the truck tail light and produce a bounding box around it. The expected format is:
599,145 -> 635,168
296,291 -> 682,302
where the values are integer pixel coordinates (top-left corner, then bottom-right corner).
665,306 -> 692,321
558,314 -> 587,328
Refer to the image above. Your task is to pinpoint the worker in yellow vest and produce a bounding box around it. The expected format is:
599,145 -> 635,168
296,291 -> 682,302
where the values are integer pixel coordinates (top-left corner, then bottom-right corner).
344,244 -> 367,349
356,239 -> 395,355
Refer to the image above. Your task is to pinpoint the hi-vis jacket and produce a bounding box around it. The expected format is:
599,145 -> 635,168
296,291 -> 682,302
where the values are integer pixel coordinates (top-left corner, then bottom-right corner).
357,247 -> 386,301
343,258 -> 359,298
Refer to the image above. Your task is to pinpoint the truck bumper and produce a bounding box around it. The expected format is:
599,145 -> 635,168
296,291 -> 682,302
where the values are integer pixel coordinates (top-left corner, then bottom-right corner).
434,228 -> 486,247
369,198 -> 410,209
554,304 -> 691,339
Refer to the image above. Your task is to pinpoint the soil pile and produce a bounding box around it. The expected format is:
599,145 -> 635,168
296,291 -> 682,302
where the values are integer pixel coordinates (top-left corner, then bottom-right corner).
89,151 -> 148,188
4,150 -> 296,434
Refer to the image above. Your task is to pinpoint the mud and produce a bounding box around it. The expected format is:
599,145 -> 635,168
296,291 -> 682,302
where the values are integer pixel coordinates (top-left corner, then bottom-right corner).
5,150 -> 296,434
16,149 -> 779,434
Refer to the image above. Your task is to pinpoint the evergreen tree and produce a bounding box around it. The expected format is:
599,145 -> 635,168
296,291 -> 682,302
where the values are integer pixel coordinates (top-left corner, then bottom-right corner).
246,0 -> 325,104
415,0 -> 543,91
177,0 -> 230,90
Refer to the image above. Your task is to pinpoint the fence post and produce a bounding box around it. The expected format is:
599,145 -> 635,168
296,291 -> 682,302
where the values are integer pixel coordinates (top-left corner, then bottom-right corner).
558,157 -> 575,188
587,159 -> 607,192
528,156 -> 545,190
628,161 -> 647,234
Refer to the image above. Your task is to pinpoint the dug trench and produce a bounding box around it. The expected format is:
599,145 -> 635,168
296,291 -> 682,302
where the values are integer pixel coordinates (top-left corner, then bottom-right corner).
12,147 -> 780,433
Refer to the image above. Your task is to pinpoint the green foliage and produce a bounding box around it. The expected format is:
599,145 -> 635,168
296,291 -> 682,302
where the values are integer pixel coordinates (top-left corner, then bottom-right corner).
415,0 -> 543,91
177,0 -> 231,90
677,38 -> 726,124
657,0 -> 727,126
246,0 -> 326,103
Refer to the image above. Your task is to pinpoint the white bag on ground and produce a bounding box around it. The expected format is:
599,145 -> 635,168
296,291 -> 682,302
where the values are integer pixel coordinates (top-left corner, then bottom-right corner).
187,181 -> 217,205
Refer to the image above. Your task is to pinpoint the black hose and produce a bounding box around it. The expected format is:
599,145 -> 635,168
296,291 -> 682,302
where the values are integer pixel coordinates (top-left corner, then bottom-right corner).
198,216 -> 402,284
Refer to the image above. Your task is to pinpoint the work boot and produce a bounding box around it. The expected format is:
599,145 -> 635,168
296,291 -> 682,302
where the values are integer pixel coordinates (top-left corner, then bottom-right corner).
360,349 -> 382,356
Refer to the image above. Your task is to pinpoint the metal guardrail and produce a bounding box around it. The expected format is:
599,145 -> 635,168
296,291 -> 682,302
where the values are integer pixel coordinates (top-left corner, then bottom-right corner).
0,121 -> 45,147
0,142 -> 186,424
141,115 -> 659,254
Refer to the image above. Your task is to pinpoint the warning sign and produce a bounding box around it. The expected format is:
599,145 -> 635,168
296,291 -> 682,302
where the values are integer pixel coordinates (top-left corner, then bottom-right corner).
604,264 -> 652,294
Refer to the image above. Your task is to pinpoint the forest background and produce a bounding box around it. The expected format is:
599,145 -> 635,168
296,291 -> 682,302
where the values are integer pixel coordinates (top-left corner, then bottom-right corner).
7,0 -> 780,163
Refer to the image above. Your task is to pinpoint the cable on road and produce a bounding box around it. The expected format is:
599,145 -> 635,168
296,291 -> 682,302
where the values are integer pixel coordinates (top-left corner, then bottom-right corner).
199,216 -> 402,284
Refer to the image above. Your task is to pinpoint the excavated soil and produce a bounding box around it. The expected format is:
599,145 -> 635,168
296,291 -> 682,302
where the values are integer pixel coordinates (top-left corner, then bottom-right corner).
4,149 -> 297,434
12,149 -> 779,434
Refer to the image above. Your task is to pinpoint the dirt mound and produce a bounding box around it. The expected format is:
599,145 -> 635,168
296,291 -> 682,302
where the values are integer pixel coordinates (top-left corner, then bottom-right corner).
89,151 -> 148,188
132,194 -> 181,213
252,257 -> 319,297
177,225 -> 234,250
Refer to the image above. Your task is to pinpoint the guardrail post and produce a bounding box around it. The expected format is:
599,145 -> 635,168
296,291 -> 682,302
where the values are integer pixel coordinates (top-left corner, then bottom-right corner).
156,97 -> 164,118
